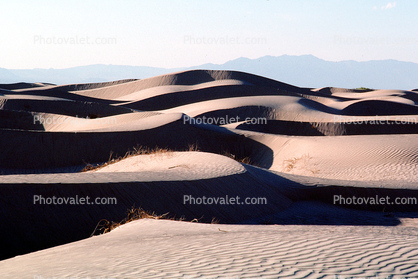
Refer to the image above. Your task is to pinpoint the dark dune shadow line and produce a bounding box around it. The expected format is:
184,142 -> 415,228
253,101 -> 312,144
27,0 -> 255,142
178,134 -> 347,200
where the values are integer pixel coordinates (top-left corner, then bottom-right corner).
0,169 -> 295,260
297,98 -> 340,114
0,110 -> 45,131
185,121 -> 275,169
304,185 -> 418,212
249,201 -> 415,226
193,106 -> 418,136
244,164 -> 418,212
0,82 -> 52,90
0,119 -> 274,171
194,105 -> 276,120
1,166 -> 416,260
243,165 -> 418,225
119,85 -> 298,111
1,99 -> 132,119
342,100 -> 418,116
55,79 -> 137,92
236,120 -> 418,136
3,86 -> 131,105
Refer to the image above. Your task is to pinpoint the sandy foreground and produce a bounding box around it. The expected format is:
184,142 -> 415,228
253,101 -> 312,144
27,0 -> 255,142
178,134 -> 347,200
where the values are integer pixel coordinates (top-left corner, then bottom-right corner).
0,70 -> 417,278
1,219 -> 418,278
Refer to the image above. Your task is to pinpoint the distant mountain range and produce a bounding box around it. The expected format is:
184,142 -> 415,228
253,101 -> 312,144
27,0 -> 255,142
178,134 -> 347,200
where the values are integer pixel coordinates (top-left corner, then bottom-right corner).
1,55 -> 417,90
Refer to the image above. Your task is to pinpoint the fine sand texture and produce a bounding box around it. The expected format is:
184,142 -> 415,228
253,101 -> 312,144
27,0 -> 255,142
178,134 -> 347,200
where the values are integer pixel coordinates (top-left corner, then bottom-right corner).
0,70 -> 417,277
1,218 -> 418,278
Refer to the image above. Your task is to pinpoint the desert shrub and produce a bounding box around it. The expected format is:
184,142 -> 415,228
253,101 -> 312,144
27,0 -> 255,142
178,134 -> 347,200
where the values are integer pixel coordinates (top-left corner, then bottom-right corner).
91,207 -> 170,236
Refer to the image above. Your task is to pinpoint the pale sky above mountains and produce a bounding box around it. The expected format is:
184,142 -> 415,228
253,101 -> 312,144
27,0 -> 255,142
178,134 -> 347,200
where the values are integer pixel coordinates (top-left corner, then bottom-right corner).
0,0 -> 416,69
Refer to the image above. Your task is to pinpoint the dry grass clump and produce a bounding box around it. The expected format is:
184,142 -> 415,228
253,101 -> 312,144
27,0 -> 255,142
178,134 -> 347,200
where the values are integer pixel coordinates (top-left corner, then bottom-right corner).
81,143 -> 254,172
282,154 -> 319,174
91,207 -> 170,236
82,145 -> 173,172
222,150 -> 252,165
91,206 -> 223,236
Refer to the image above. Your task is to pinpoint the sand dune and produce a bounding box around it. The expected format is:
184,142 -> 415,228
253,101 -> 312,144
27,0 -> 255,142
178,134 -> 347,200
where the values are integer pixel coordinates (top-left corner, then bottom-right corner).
243,132 -> 418,182
0,69 -> 417,277
2,219 -> 418,278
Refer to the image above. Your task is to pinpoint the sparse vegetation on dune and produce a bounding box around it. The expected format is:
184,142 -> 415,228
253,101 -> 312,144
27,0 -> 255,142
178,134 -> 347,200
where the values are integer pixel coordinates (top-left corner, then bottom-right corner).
222,150 -> 252,165
91,206 -> 222,236
81,145 -> 176,172
355,87 -> 373,91
91,207 -> 171,236
81,144 -> 254,172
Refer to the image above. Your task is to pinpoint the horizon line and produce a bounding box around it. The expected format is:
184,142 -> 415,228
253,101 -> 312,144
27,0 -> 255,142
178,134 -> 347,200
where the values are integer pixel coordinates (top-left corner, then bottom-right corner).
2,54 -> 417,71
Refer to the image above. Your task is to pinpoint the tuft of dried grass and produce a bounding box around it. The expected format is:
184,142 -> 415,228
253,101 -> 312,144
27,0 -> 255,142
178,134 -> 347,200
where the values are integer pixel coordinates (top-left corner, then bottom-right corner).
91,206 -> 207,236
282,154 -> 319,174
91,207 -> 169,236
82,143 -> 255,172
81,146 -> 171,172
222,150 -> 252,165
187,143 -> 200,152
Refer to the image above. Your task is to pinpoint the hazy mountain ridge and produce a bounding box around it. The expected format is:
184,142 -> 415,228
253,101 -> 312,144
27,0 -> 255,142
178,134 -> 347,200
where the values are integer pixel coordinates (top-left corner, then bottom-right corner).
1,55 -> 417,89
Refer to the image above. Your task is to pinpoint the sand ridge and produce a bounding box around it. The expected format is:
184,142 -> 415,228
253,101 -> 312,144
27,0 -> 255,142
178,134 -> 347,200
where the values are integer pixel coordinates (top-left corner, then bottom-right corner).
1,219 -> 417,278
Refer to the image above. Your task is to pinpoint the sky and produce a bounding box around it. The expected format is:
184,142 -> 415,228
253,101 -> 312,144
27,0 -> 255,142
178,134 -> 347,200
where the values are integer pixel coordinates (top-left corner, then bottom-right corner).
0,0 -> 416,69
